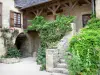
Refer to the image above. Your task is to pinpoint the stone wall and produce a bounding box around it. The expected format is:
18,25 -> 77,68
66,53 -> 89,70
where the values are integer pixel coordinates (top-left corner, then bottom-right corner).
46,23 -> 76,72
26,31 -> 40,58
0,30 -> 6,57
0,0 -> 24,55
28,31 -> 40,57
0,28 -> 24,57
0,0 -> 23,28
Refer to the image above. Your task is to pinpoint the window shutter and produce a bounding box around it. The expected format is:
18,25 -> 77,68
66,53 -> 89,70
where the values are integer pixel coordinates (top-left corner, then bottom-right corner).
0,3 -> 2,28
23,15 -> 27,29
10,11 -> 14,27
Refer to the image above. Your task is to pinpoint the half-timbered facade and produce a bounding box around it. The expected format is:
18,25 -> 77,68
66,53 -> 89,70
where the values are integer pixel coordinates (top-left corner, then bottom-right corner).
20,0 -> 92,32
0,0 -> 94,31
0,0 -> 96,62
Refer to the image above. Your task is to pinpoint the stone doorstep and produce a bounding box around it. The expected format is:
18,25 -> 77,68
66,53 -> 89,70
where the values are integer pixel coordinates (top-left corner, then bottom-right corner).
56,63 -> 67,68
0,58 -> 20,64
59,59 -> 66,63
53,68 -> 69,74
50,73 -> 67,75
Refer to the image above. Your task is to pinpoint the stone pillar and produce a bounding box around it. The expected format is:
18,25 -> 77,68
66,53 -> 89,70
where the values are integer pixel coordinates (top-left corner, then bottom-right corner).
46,49 -> 58,72
96,0 -> 100,18
65,23 -> 76,39
71,23 -> 76,36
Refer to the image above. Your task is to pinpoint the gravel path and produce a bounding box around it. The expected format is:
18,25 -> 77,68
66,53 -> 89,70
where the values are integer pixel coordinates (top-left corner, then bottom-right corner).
0,57 -> 51,75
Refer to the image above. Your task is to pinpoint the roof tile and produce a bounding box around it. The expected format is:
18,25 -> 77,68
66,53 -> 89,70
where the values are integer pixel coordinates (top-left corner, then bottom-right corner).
14,0 -> 50,9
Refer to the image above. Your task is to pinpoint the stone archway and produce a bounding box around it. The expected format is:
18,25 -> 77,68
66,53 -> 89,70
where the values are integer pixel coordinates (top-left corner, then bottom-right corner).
15,33 -> 30,57
15,31 -> 40,58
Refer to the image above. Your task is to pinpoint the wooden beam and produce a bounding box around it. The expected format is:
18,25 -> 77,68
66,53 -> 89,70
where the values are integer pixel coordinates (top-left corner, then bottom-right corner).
32,9 -> 43,16
38,9 -> 43,16
72,0 -> 79,9
85,0 -> 91,4
48,3 -> 60,15
25,10 -> 29,15
69,0 -> 72,8
60,0 -> 70,9
33,10 -> 37,16
48,7 -> 52,12
48,7 -> 56,15
60,0 -> 69,5
55,4 -> 60,11
62,2 -> 70,8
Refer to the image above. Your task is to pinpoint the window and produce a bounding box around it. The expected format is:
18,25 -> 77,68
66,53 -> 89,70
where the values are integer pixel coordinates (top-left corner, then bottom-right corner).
10,11 -> 21,28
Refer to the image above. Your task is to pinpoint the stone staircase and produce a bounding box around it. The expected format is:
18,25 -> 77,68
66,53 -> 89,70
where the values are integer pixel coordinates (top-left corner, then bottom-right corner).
51,59 -> 69,75
46,24 -> 76,75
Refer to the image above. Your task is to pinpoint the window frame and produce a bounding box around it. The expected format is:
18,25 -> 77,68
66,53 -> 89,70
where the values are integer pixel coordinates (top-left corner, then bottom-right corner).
10,10 -> 21,28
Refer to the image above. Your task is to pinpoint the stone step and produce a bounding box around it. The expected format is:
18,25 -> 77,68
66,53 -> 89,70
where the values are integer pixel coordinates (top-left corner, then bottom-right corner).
51,73 -> 67,75
53,68 -> 69,74
57,63 -> 67,68
60,59 -> 66,63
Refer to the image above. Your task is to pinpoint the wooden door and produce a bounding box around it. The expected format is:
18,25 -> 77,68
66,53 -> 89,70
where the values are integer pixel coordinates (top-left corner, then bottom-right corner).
82,14 -> 91,27
23,15 -> 28,29
0,2 -> 2,28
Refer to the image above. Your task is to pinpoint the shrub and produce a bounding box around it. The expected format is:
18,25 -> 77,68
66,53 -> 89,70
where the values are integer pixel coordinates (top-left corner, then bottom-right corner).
86,18 -> 100,29
68,18 -> 100,75
5,47 -> 21,58
36,47 -> 46,64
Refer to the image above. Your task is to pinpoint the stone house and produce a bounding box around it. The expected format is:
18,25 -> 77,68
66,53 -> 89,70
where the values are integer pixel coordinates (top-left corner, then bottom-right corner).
0,0 -> 99,73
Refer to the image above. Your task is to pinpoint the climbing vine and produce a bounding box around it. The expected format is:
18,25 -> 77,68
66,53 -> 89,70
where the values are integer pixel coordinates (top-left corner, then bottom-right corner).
26,15 -> 75,70
1,28 -> 21,58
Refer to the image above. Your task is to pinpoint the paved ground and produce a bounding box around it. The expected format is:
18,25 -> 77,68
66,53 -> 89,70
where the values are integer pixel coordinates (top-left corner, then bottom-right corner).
0,57 -> 51,75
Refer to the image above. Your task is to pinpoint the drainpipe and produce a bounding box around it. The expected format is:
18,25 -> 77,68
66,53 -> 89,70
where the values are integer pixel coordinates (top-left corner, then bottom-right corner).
92,0 -> 95,15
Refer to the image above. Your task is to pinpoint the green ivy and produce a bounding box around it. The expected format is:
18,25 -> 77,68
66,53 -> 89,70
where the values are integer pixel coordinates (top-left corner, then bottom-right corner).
5,47 -> 21,58
68,18 -> 100,75
26,15 -> 75,70
1,28 -> 21,58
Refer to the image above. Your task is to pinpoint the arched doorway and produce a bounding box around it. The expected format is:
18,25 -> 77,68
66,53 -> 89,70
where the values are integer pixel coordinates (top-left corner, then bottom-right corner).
15,31 -> 40,58
15,33 -> 30,57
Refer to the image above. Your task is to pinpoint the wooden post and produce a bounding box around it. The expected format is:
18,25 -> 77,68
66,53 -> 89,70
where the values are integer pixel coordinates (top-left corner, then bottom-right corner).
23,10 -> 29,29
85,0 -> 91,4
48,3 -> 60,20
33,9 -> 43,16
64,0 -> 79,15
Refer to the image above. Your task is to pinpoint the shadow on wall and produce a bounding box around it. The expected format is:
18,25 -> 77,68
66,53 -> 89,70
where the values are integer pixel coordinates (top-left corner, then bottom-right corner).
15,31 -> 40,58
